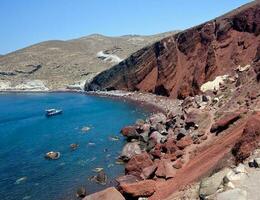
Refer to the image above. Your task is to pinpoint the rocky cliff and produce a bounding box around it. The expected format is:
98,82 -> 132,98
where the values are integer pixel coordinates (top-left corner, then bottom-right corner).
87,1 -> 260,99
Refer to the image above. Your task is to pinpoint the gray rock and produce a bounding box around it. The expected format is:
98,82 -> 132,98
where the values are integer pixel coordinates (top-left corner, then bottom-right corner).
95,170 -> 107,185
121,142 -> 142,161
44,151 -> 61,160
254,158 -> 260,167
176,128 -> 187,140
76,186 -> 87,198
140,131 -> 149,143
150,131 -> 166,144
199,168 -> 230,197
216,188 -> 247,200
149,113 -> 167,125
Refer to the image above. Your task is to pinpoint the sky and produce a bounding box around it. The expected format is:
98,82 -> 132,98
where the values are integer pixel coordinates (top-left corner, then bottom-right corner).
0,0 -> 253,54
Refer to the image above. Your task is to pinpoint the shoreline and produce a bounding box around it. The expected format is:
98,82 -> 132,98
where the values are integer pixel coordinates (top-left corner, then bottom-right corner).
0,89 -> 182,114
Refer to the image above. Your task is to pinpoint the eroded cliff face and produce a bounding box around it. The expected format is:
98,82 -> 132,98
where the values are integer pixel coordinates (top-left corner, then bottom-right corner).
86,1 -> 260,99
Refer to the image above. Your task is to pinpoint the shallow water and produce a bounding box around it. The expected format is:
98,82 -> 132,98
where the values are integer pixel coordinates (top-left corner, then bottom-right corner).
0,92 -> 150,200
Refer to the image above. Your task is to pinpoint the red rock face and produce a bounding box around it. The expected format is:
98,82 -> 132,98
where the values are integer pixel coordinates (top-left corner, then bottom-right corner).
120,180 -> 156,197
232,113 -> 260,163
86,2 -> 260,99
125,152 -> 153,176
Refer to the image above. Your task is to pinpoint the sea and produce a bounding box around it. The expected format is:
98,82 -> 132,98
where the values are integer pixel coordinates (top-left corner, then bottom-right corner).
0,92 -> 150,200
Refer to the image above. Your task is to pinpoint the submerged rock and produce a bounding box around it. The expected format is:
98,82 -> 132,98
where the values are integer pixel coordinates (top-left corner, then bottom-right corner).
95,170 -> 107,185
44,151 -> 61,160
70,143 -> 79,150
81,126 -> 90,132
76,186 -> 87,198
15,177 -> 27,185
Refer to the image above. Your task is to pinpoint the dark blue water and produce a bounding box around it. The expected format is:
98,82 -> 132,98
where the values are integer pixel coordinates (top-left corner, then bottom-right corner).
0,93 -> 150,200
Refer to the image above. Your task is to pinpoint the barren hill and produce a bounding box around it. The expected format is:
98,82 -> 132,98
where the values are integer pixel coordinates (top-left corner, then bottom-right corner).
0,32 -> 177,90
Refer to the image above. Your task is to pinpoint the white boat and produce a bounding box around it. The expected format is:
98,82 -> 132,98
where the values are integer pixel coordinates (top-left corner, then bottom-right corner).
45,109 -> 63,117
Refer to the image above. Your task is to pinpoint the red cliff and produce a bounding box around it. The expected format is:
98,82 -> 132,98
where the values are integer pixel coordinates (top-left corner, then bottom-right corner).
86,1 -> 260,99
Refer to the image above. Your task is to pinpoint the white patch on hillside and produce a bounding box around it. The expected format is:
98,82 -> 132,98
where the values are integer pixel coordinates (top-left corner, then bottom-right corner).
200,75 -> 229,92
0,81 -> 11,90
96,51 -> 123,63
237,64 -> 251,72
14,80 -> 49,91
66,80 -> 86,91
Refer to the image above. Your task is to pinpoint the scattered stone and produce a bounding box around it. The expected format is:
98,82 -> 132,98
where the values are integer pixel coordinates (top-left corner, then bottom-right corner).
120,180 -> 156,197
210,113 -> 241,134
232,114 -> 260,163
125,153 -> 153,176
94,170 -> 107,185
176,136 -> 193,149
121,142 -> 142,161
164,139 -> 178,154
92,168 -> 104,173
70,143 -> 79,150
76,186 -> 87,198
81,126 -> 90,132
172,159 -> 183,169
149,113 -> 167,125
253,158 -> 260,167
200,135 -> 208,140
199,168 -> 230,197
121,126 -> 139,140
155,159 -> 176,179
236,64 -> 251,72
45,151 -> 60,160
140,165 -> 157,179
216,188 -> 247,200
175,150 -> 184,158
116,175 -> 141,186
83,187 -> 125,200
149,131 -> 165,144
248,159 -> 256,168
109,135 -> 120,141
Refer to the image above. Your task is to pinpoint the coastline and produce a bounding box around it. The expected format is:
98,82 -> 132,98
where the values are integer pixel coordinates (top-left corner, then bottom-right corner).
0,89 -> 182,114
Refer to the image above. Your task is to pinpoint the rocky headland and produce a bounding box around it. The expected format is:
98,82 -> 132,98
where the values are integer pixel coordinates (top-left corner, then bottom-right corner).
0,32 -> 177,91
83,1 -> 260,200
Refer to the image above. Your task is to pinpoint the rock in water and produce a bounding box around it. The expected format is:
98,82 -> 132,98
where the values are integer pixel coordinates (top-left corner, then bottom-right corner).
44,151 -> 60,160
81,126 -> 90,132
76,186 -> 87,198
70,143 -> 79,150
95,170 -> 107,185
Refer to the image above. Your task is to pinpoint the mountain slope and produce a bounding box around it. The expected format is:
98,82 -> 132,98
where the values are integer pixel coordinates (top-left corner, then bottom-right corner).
0,32 -> 177,90
86,1 -> 260,99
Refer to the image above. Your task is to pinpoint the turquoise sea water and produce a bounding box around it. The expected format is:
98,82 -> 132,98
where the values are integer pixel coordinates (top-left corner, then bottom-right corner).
0,93 -> 150,200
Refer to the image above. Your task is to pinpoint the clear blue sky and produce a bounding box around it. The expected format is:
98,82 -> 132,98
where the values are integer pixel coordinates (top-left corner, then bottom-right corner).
0,0 -> 252,54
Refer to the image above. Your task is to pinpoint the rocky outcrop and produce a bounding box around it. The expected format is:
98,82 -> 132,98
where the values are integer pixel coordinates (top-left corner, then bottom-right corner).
232,113 -> 260,163
87,1 -> 260,99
